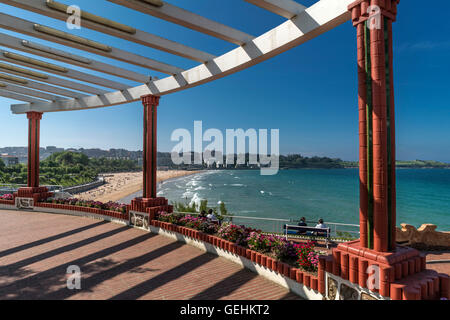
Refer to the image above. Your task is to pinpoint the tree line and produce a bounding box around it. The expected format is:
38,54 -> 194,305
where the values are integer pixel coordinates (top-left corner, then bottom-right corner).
0,151 -> 140,187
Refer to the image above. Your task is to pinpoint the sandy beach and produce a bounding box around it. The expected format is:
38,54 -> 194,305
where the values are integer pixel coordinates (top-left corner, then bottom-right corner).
77,170 -> 201,203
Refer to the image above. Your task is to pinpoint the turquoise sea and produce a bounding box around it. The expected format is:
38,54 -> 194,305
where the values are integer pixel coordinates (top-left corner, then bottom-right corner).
126,169 -> 450,231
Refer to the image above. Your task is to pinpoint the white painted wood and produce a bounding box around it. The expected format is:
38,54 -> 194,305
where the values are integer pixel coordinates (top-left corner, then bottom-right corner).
0,13 -> 184,75
0,75 -> 87,98
10,0 -> 352,114
0,82 -> 65,101
0,89 -> 48,103
0,49 -> 129,90
108,0 -> 254,45
0,34 -> 151,83
0,69 -> 108,96
0,0 -> 215,63
245,0 -> 307,19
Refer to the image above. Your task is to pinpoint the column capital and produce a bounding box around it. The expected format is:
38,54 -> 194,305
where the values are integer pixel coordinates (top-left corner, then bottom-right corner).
26,111 -> 43,120
348,0 -> 399,26
141,94 -> 160,108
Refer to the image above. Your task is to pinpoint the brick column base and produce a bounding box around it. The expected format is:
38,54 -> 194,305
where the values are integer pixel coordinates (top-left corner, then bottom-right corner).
129,197 -> 173,221
326,240 -> 449,300
15,187 -> 52,203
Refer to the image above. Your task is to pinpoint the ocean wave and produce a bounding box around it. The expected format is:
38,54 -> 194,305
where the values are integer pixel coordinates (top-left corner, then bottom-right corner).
189,193 -> 205,208
186,180 -> 200,187
182,191 -> 194,198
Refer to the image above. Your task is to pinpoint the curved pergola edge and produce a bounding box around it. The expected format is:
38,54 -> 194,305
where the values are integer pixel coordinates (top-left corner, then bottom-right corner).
11,0 -> 352,114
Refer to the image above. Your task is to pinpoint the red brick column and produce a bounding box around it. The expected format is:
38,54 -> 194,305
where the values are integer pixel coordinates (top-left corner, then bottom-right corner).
15,112 -> 51,202
350,0 -> 399,252
129,95 -> 172,219
356,19 -> 369,249
142,94 -> 159,199
27,111 -> 43,188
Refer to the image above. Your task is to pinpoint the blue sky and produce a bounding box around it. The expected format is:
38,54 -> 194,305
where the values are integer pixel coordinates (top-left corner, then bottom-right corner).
0,0 -> 449,161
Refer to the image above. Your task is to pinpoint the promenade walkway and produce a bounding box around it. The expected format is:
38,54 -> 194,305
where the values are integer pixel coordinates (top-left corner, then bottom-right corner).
0,210 -> 300,300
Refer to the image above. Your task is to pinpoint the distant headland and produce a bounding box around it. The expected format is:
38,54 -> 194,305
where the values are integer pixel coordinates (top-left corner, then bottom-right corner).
1,146 -> 449,170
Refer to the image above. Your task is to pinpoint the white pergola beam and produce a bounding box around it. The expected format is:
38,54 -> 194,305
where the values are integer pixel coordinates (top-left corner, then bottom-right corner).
0,89 -> 48,103
0,13 -> 184,75
11,0 -> 353,114
0,74 -> 87,98
0,69 -> 108,96
1,33 -> 151,83
0,50 -> 129,90
0,0 -> 215,63
245,0 -> 307,19
0,82 -> 65,101
108,0 -> 254,45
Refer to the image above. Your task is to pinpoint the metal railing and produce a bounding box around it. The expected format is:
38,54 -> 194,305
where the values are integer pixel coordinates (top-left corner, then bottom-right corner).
0,184 -> 63,194
172,211 -> 359,239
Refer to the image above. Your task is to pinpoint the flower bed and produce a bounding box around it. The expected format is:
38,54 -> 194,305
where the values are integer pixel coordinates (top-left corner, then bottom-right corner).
0,194 -> 14,205
36,200 -> 129,220
41,198 -> 127,214
151,211 -> 326,294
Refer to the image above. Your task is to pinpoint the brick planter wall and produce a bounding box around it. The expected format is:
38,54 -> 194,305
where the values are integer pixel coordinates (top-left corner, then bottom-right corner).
149,219 -> 324,300
0,199 -> 15,206
35,202 -> 129,221
325,240 -> 449,300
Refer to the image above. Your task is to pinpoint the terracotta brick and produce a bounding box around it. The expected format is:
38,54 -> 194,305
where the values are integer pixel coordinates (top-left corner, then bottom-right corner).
272,260 -> 278,272
296,270 -> 303,284
266,257 -> 273,269
283,264 -> 290,277
256,253 -> 262,265
402,261 -> 409,277
0,210 -> 300,300
390,283 -> 403,300
303,274 -> 311,288
277,262 -> 284,274
439,274 -> 450,299
311,277 -> 318,291
290,268 -> 298,280
261,255 -> 267,266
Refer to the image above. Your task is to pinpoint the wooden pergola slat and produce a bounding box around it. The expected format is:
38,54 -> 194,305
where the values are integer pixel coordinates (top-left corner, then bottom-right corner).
0,13 -> 185,75
0,74 -> 87,98
1,33 -> 151,83
0,81 -> 65,101
0,69 -> 108,96
0,50 -> 130,90
9,0 -> 354,114
0,89 -> 49,103
108,0 -> 254,45
245,0 -> 307,19
0,0 -> 216,63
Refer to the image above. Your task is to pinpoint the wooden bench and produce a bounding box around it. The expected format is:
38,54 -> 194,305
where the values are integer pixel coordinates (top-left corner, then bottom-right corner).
284,224 -> 332,249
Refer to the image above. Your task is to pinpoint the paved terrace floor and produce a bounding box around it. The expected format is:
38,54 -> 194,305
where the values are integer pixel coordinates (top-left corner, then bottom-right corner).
0,210 -> 300,300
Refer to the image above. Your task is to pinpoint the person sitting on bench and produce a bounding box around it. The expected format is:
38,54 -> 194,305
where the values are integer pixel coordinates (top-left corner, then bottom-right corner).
314,218 -> 328,236
297,217 -> 307,235
207,209 -> 218,223
199,210 -> 207,219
